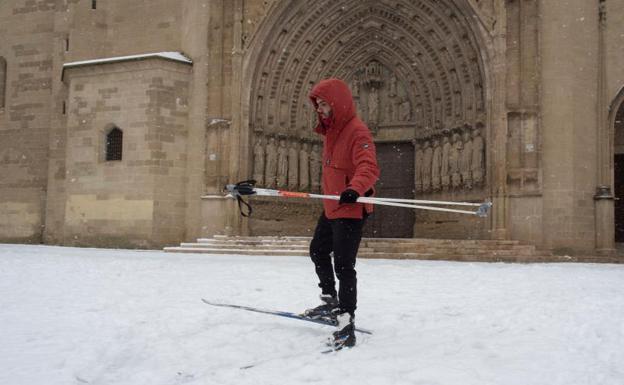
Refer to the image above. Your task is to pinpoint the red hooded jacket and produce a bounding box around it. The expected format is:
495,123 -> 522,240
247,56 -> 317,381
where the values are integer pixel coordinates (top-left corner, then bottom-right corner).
309,78 -> 380,219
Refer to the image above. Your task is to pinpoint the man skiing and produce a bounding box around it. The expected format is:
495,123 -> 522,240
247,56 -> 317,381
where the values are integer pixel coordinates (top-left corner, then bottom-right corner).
304,78 -> 380,349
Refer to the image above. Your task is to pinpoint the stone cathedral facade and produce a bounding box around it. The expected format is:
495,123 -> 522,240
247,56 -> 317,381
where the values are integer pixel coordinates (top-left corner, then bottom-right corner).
1,0 -> 624,257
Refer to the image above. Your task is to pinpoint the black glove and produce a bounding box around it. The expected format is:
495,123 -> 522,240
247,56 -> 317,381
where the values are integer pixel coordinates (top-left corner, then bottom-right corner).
339,189 -> 359,204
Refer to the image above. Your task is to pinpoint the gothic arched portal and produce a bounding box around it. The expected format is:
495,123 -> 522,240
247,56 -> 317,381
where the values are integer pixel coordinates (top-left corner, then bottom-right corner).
612,92 -> 624,243
240,0 -> 500,238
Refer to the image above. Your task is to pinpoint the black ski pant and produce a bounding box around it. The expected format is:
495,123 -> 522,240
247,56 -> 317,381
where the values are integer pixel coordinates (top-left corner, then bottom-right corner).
309,213 -> 366,316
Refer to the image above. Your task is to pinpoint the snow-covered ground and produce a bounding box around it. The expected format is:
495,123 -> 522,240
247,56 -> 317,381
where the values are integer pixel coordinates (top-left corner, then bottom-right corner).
1,244 -> 623,385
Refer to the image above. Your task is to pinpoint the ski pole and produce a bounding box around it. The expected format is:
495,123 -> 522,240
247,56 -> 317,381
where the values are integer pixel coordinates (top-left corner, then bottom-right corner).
247,187 -> 490,216
217,180 -> 492,218
349,196 -> 483,207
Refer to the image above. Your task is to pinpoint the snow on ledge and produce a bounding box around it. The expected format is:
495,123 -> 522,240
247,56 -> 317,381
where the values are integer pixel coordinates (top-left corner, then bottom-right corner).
63,51 -> 193,69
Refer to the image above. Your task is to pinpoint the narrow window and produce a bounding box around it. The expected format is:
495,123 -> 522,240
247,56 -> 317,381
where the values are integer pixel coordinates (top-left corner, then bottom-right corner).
0,57 -> 6,109
62,100 -> 66,115
105,127 -> 123,161
65,36 -> 70,52
91,0 -> 97,10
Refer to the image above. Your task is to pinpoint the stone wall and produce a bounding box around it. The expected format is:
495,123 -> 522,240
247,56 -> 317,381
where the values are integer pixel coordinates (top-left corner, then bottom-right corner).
64,0 -> 183,61
59,58 -> 191,248
0,0 -> 56,242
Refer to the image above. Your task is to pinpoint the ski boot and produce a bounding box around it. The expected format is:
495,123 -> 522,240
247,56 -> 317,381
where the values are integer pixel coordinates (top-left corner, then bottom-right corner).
302,294 -> 339,324
329,312 -> 356,350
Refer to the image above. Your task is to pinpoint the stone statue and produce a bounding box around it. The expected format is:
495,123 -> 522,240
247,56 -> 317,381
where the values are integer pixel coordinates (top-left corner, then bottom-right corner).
258,72 -> 268,94
301,102 -> 310,129
279,100 -> 289,126
414,141 -> 423,193
354,97 -> 361,116
431,137 -> 442,191
441,134 -> 451,191
255,96 -> 263,127
453,91 -> 462,118
464,89 -> 474,118
252,136 -> 265,186
352,79 -> 360,97
313,61 -> 324,83
299,142 -> 310,191
277,138 -> 288,188
399,97 -> 411,121
422,140 -> 433,193
288,140 -> 299,190
460,130 -> 473,189
265,136 -> 278,188
389,75 -> 398,98
310,143 -> 322,193
450,132 -> 462,188
434,99 -> 443,128
393,98 -> 402,122
368,86 -> 379,126
475,84 -> 485,113
472,126 -> 485,186
384,101 -> 394,123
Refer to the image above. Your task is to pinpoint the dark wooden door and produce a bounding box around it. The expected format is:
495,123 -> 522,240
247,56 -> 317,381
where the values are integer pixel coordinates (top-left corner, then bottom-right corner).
363,142 -> 415,238
615,154 -> 624,242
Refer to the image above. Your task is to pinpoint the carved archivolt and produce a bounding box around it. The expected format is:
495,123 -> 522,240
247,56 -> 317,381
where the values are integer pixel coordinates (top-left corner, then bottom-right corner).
249,0 -> 489,194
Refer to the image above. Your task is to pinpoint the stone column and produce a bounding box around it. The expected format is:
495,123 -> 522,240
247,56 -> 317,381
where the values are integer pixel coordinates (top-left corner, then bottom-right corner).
229,0 -> 249,235
488,1 -> 509,240
594,1 -> 615,255
540,0 -> 599,252
181,0 -> 210,241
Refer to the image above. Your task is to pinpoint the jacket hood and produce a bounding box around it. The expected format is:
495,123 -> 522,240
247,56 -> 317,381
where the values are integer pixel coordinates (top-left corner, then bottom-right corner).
309,78 -> 356,135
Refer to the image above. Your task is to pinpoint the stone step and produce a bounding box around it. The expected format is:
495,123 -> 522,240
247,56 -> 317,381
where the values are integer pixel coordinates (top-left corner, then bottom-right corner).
362,239 -> 522,247
196,238 -> 523,248
165,243 -> 535,259
207,235 -> 523,246
165,236 -> 549,262
195,239 -> 310,246
164,247 -> 309,256
178,243 -> 375,253
183,242 -> 533,256
186,241 -> 535,255
210,235 -> 312,241
164,247 -> 548,263
180,242 -> 309,250
367,245 -> 536,253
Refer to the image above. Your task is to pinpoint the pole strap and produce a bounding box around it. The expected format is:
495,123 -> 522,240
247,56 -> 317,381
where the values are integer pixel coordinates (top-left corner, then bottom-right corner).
224,180 -> 256,217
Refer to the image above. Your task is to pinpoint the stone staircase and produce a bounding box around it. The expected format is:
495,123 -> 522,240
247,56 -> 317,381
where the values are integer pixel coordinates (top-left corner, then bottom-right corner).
164,235 -> 555,263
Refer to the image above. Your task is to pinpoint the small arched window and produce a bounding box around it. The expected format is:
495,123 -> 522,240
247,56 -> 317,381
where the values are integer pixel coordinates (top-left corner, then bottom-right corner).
105,127 -> 123,161
0,57 -> 7,109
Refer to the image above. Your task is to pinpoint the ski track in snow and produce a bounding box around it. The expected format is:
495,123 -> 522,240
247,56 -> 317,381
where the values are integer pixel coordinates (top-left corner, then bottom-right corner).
1,244 -> 623,385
